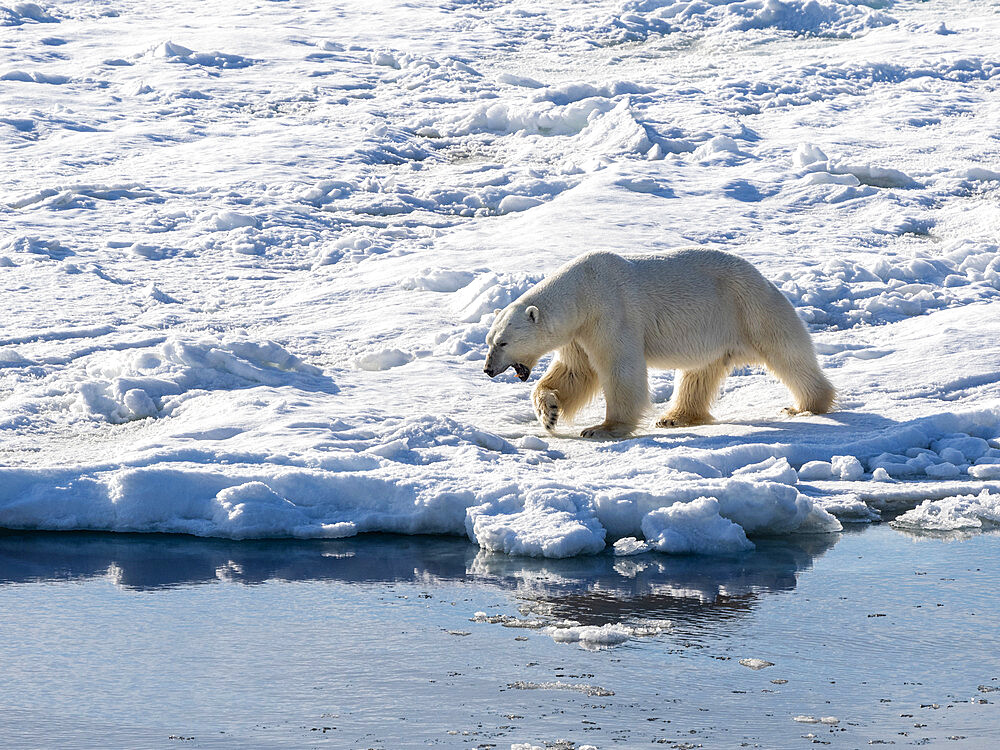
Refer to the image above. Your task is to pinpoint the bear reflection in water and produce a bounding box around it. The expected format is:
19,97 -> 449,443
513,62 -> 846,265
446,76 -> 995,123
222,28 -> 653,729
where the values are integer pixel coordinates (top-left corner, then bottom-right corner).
0,530 -> 839,629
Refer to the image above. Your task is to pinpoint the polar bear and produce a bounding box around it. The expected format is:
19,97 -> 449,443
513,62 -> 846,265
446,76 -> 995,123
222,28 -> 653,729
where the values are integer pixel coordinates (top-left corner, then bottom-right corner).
483,249 -> 835,439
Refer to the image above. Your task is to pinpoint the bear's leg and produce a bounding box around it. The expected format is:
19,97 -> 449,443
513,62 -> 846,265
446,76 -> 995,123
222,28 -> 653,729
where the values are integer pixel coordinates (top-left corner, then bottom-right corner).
581,349 -> 649,439
656,360 -> 729,428
743,294 -> 836,415
532,342 -> 599,432
764,350 -> 836,415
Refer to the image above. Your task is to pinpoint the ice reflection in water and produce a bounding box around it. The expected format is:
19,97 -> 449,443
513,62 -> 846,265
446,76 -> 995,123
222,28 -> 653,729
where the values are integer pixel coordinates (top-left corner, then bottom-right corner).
0,529 -> 835,618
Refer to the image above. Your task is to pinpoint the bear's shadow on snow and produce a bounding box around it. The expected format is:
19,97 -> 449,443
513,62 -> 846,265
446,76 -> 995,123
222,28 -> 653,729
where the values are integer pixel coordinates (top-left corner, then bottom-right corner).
595,410 -> 902,453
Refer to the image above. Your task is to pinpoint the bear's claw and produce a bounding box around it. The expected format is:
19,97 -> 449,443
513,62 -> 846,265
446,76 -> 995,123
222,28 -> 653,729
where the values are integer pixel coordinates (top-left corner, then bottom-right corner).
533,390 -> 560,431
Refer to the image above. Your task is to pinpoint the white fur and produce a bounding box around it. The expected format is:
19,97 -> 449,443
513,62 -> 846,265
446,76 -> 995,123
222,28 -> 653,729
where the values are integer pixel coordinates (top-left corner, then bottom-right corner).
484,249 -> 836,439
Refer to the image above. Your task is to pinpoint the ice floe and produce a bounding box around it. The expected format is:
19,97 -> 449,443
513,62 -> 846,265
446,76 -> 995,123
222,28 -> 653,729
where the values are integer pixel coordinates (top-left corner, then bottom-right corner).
1,0 -> 1000,556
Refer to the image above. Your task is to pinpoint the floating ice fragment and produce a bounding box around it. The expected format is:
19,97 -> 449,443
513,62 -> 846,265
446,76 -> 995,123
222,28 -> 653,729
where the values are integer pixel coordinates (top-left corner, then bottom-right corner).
891,490 -> 1000,532
612,536 -> 650,556
739,658 -> 774,670
546,623 -> 631,649
507,681 -> 614,697
793,715 -> 821,723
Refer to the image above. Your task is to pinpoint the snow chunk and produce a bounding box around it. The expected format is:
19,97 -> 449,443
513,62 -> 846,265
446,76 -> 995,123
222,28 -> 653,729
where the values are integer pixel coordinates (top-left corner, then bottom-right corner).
641,498 -> 755,556
518,435 -> 549,451
798,460 -> 834,480
695,135 -> 742,158
576,98 -> 653,156
531,81 -> 652,106
734,457 -> 798,485
451,272 -> 543,323
437,97 -> 616,137
497,72 -> 544,88
816,494 -> 880,523
0,347 -> 33,367
152,41 -> 254,69
354,348 -> 414,371
831,455 -> 865,481
212,482 -> 310,539
891,490 -> 1000,532
466,486 -> 607,558
932,435 -> 989,461
74,337 -> 327,424
924,462 -> 961,479
1,2 -> 57,25
399,268 -> 476,293
793,143 -> 828,167
497,195 -> 544,214
199,210 -> 258,232
970,464 -> 1000,480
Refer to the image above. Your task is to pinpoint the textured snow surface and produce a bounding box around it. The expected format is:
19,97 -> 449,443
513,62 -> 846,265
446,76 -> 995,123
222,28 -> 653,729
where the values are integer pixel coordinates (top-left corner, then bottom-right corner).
2,0 -> 1000,556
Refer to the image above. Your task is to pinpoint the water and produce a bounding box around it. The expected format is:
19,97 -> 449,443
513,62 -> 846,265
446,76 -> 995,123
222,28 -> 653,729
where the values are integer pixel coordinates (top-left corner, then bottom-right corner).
1,525 -> 997,749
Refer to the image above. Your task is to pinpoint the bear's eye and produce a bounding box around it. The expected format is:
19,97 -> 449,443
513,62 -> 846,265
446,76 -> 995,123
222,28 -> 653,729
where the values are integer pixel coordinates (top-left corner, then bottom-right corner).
497,342 -> 507,348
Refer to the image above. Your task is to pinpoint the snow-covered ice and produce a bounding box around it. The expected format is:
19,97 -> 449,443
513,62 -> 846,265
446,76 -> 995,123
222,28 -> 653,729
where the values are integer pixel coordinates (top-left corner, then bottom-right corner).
2,0 -> 1000,555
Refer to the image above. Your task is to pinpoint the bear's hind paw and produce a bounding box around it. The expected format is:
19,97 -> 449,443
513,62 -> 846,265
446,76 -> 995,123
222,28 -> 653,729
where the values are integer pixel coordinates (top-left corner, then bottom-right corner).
580,423 -> 632,440
782,406 -> 814,417
534,391 -> 560,432
656,412 -> 712,428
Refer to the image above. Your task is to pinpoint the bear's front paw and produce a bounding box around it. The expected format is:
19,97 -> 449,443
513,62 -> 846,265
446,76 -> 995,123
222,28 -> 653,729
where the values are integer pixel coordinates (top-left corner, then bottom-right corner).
533,390 -> 560,432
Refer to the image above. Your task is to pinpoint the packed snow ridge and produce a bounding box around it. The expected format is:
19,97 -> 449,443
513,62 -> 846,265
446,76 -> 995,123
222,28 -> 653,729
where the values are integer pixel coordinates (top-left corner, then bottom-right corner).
2,0 -> 1000,556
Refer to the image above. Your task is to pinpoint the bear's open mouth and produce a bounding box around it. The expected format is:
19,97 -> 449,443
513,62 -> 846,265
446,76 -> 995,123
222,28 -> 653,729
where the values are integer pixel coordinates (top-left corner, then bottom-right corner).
513,363 -> 531,381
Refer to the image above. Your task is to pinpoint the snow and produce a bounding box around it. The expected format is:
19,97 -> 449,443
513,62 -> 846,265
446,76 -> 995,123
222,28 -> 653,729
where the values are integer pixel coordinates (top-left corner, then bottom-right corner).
891,490 -> 1000,532
2,0 -> 1000,556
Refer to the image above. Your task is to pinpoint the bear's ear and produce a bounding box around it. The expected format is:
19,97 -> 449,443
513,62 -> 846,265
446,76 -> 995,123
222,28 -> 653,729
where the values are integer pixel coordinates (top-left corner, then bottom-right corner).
493,308 -> 502,317
525,305 -> 539,324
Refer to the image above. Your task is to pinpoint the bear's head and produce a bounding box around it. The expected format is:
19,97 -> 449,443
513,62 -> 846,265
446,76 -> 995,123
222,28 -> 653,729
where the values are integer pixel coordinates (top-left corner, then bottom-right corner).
483,303 -> 546,381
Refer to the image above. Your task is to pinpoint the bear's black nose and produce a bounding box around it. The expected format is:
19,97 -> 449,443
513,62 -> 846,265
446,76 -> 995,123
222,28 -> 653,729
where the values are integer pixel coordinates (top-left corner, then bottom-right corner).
484,366 -> 495,378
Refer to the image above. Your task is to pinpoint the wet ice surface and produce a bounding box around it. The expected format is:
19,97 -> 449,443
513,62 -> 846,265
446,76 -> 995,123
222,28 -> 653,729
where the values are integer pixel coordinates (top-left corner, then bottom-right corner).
1,525 -> 997,749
